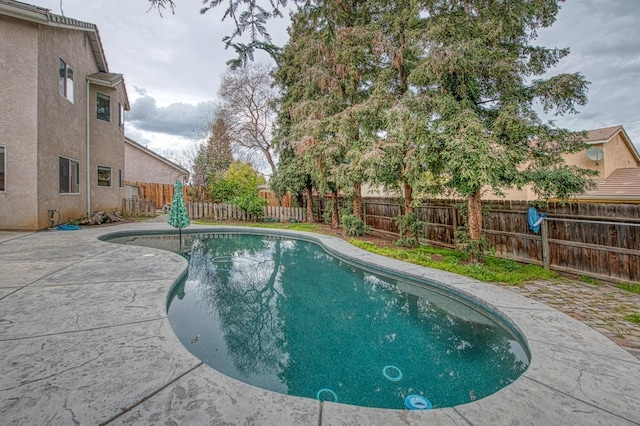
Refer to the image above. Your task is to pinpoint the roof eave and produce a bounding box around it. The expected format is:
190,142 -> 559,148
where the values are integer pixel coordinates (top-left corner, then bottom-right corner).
0,2 -> 47,23
0,2 -> 109,73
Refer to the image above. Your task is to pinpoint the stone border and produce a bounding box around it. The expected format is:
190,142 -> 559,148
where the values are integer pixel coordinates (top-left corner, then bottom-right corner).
1,223 -> 638,425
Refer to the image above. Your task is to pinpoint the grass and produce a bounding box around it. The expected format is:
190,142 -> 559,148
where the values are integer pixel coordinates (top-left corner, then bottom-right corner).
190,219 -> 558,285
580,275 -> 601,286
623,313 -> 640,325
617,282 -> 640,294
349,240 -> 557,286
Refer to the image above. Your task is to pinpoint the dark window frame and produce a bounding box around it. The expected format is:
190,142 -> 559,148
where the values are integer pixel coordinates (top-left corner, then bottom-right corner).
97,165 -> 112,187
59,58 -> 74,103
118,102 -> 125,128
96,92 -> 111,122
0,145 -> 5,192
59,156 -> 80,194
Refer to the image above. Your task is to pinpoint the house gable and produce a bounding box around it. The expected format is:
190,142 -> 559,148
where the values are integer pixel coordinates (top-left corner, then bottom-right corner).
124,137 -> 189,185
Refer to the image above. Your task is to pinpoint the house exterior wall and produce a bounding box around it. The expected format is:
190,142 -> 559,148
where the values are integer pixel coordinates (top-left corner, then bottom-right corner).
90,85 -> 126,212
0,7 -> 128,230
124,143 -> 187,184
36,24 -> 95,228
0,15 -> 39,230
602,134 -> 638,176
563,143 -> 606,178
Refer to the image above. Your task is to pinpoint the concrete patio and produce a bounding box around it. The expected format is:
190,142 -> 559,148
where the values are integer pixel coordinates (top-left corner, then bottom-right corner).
1,222 -> 639,425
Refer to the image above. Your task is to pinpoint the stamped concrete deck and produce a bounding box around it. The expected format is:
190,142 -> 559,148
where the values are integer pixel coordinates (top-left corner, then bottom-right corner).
1,223 -> 639,425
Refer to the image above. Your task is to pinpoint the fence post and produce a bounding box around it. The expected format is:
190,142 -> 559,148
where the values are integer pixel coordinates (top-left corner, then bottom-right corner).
541,218 -> 550,270
452,205 -> 458,246
363,201 -> 367,227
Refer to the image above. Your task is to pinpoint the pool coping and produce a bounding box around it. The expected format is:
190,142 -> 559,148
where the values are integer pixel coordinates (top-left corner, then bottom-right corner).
1,222 -> 639,425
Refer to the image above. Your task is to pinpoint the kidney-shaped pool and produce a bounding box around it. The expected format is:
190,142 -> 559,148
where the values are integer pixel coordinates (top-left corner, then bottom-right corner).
108,231 -> 530,410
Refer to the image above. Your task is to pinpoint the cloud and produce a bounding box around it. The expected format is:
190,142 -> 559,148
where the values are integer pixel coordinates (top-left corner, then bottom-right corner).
127,95 -> 216,138
535,0 -> 640,144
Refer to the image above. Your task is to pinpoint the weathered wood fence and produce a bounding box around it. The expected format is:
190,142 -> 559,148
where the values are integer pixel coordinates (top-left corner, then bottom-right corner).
187,202 -> 307,222
121,197 -> 156,217
121,191 -> 640,283
126,182 -> 292,208
362,198 -> 640,283
125,181 -> 186,208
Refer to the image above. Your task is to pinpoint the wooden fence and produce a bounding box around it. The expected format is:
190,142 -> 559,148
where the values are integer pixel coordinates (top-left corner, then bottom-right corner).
121,189 -> 640,283
122,198 -> 156,217
187,202 -> 307,222
127,182 -> 293,208
125,181 -> 186,208
362,198 -> 640,283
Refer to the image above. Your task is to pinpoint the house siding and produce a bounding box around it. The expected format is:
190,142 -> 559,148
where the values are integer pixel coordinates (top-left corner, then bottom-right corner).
124,142 -> 187,184
90,85 -> 126,212
0,15 -> 39,229
36,23 -> 93,228
0,3 -> 129,230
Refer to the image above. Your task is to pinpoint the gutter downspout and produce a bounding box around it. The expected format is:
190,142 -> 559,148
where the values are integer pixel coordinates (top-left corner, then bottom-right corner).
86,79 -> 91,216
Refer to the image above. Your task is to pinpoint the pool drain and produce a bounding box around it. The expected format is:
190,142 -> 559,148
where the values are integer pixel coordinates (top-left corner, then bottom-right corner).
316,388 -> 338,402
382,365 -> 403,381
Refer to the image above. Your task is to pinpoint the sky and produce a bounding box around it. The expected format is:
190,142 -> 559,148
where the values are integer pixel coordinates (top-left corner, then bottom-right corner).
33,0 -> 640,161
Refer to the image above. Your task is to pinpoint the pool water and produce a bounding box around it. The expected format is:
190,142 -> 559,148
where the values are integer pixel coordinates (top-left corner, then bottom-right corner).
118,232 -> 529,409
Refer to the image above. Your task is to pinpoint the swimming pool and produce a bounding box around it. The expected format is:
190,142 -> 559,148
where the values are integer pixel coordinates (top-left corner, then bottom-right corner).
110,231 -> 529,410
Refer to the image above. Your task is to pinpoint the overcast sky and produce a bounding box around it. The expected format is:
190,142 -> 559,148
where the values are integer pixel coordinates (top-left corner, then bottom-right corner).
34,0 -> 640,158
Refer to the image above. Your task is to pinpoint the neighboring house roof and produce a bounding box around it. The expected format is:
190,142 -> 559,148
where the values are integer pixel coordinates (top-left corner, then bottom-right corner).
584,125 -> 640,164
577,168 -> 640,202
125,137 -> 189,177
0,0 -> 129,109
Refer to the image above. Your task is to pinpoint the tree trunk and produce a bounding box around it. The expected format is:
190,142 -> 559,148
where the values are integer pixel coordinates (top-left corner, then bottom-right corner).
305,186 -> 315,223
331,190 -> 339,229
468,189 -> 482,241
403,182 -> 413,215
403,182 -> 413,238
353,182 -> 362,220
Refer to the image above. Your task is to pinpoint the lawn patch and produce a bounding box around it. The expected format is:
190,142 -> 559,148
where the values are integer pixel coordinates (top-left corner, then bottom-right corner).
349,240 -> 556,285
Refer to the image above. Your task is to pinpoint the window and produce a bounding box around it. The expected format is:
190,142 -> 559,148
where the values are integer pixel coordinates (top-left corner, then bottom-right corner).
119,169 -> 124,187
118,102 -> 125,128
96,93 -> 110,122
0,146 -> 5,192
59,157 -> 80,194
59,59 -> 74,102
97,165 -> 111,187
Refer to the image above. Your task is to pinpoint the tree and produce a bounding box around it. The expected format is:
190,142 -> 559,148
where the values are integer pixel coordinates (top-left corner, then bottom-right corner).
218,63 -> 279,182
210,161 -> 267,216
153,0 -> 596,258
272,3 -> 379,228
148,0 -> 289,66
409,1 -> 593,258
192,117 -> 233,187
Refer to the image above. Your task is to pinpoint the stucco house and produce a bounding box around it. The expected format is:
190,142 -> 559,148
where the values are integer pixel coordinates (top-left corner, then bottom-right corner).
124,137 -> 188,185
566,126 -> 640,203
0,0 -> 129,230
484,125 -> 640,202
362,125 -> 640,203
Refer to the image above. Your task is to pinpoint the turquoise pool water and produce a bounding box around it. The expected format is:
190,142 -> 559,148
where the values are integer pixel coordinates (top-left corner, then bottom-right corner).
112,231 -> 529,409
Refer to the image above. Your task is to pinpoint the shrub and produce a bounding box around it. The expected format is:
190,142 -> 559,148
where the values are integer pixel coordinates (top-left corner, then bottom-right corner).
341,214 -> 368,236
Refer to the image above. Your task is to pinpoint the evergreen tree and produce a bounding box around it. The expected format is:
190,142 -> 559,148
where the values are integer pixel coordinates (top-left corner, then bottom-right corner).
409,0 -> 593,258
192,117 -> 234,188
